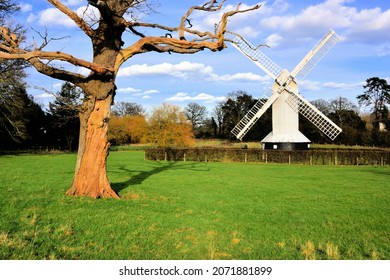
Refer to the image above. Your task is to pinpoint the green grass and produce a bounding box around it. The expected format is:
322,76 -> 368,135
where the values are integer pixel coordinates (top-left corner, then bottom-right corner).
0,151 -> 389,260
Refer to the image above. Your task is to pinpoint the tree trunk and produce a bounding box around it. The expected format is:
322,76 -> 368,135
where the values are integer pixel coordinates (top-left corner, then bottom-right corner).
66,94 -> 119,199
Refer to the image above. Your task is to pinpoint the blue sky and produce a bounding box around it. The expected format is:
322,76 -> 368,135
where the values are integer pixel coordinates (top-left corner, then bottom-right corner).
16,0 -> 390,113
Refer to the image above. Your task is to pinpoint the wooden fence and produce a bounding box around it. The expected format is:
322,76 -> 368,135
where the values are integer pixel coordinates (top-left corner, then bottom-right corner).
145,148 -> 390,166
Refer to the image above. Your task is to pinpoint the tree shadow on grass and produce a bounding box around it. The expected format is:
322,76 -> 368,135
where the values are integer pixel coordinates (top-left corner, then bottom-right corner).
111,161 -> 208,194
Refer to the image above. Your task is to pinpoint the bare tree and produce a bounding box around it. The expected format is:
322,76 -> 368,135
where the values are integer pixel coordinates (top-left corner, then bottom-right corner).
185,102 -> 207,130
0,1 -> 260,198
112,102 -> 145,117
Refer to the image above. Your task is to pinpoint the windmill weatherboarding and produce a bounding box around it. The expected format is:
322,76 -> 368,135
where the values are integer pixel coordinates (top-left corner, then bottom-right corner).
230,30 -> 342,150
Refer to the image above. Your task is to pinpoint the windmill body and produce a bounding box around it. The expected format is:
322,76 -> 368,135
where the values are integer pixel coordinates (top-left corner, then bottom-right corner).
230,30 -> 342,150
262,70 -> 310,150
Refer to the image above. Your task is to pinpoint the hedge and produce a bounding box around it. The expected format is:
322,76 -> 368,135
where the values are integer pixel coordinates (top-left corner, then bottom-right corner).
144,148 -> 390,166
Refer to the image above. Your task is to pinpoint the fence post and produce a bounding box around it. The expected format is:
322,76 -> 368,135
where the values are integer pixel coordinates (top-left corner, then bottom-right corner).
164,151 -> 167,161
245,153 -> 248,163
288,154 -> 291,165
184,153 -> 186,162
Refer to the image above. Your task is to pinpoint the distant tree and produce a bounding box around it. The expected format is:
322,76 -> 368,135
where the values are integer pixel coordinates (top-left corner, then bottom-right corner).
0,67 -> 27,143
221,91 -> 253,136
47,82 -> 82,150
184,102 -> 207,136
108,115 -> 147,145
0,84 -> 47,148
329,97 -> 359,127
302,97 -> 367,145
0,0 -> 27,145
220,91 -> 271,140
146,103 -> 195,147
112,102 -> 145,117
329,110 -> 368,145
311,99 -> 331,115
194,117 -> 216,139
357,77 -> 390,131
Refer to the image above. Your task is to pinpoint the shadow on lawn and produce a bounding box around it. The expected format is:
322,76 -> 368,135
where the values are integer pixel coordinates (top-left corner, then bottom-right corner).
111,161 -> 208,193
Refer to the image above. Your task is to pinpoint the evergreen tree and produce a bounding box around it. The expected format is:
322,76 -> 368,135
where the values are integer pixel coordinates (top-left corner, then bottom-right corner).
47,82 -> 82,150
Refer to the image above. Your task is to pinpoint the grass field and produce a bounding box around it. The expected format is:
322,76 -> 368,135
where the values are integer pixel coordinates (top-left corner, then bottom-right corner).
0,151 -> 389,260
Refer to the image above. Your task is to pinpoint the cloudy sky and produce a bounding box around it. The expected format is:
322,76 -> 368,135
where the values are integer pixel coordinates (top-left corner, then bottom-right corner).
16,0 -> 390,113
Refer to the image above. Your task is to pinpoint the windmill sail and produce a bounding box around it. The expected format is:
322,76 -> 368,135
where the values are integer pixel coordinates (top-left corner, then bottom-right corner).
291,30 -> 340,81
286,91 -> 342,140
231,36 -> 283,79
231,88 -> 277,140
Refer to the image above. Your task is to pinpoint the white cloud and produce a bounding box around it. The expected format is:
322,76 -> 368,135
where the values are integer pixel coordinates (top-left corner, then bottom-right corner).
26,13 -> 37,24
299,80 -> 321,91
38,8 -> 75,27
259,0 -> 390,45
377,44 -> 390,57
143,90 -> 160,95
324,81 -> 365,89
265,33 -> 283,48
118,61 -> 269,83
19,3 -> 32,13
76,5 -> 100,26
118,61 -> 213,79
216,72 -> 270,82
131,89 -> 160,98
166,92 -> 226,103
33,5 -> 99,28
117,87 -> 141,93
64,0 -> 83,6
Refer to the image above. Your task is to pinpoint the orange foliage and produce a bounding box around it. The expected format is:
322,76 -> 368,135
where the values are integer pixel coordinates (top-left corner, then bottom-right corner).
108,115 -> 147,145
108,104 -> 195,147
146,103 -> 195,147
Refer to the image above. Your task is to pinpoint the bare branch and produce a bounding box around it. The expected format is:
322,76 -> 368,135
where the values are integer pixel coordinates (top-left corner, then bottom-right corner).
0,49 -> 113,75
227,31 -> 270,50
31,27 -> 70,50
47,0 -> 95,37
28,57 -> 87,85
116,2 -> 261,71
1,25 -> 113,84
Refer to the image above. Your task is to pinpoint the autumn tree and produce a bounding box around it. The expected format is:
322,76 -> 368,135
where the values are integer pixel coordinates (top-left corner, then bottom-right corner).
0,0 -> 260,198
146,103 -> 195,147
108,115 -> 147,145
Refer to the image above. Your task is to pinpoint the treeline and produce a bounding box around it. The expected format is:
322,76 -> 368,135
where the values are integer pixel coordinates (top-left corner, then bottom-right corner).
184,81 -> 390,147
108,80 -> 390,148
1,78 -> 390,149
0,81 -> 81,150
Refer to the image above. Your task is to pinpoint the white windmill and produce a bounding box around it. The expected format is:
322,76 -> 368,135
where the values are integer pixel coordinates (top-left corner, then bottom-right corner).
230,30 -> 342,150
